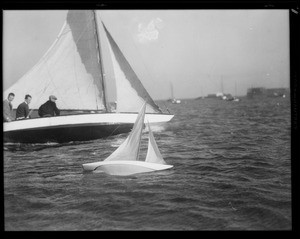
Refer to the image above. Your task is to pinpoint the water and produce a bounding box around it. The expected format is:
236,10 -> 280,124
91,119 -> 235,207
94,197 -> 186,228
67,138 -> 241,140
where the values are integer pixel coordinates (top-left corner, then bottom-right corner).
4,97 -> 291,230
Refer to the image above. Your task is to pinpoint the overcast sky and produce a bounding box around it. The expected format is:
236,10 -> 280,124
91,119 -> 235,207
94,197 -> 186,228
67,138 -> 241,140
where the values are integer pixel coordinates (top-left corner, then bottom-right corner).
3,10 -> 289,100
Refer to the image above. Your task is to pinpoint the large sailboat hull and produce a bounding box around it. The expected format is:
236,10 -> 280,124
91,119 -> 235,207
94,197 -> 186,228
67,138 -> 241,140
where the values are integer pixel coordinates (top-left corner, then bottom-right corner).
3,112 -> 173,143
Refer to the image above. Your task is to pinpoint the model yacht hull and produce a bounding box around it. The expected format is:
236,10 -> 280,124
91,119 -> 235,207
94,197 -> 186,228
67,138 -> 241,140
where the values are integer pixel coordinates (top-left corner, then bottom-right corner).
83,160 -> 173,176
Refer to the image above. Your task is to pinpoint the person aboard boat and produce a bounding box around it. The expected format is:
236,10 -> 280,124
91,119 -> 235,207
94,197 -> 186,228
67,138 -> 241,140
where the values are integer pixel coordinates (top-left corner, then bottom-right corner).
38,95 -> 60,117
16,94 -> 32,120
3,92 -> 15,122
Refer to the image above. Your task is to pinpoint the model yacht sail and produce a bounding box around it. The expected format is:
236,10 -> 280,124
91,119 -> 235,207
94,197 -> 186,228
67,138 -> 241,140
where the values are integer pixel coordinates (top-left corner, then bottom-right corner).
3,10 -> 173,143
82,102 -> 173,176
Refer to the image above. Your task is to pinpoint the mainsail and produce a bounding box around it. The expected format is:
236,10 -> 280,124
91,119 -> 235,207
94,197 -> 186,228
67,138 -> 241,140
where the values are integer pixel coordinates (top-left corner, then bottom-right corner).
4,10 -> 106,110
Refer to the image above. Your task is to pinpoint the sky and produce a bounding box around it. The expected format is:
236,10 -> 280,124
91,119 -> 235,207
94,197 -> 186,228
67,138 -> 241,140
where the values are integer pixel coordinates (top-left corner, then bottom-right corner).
3,10 -> 290,100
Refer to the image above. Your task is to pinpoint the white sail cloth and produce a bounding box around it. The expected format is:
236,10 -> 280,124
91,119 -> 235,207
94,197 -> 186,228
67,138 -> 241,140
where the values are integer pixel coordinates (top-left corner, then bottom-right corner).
102,23 -> 162,113
4,11 -> 105,110
82,102 -> 172,175
104,103 -> 147,162
4,10 -> 162,114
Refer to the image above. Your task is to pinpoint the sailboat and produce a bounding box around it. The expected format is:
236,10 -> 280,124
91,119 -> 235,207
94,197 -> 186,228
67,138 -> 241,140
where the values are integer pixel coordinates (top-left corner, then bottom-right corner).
82,102 -> 173,176
233,81 -> 240,102
3,10 -> 174,143
167,82 -> 181,104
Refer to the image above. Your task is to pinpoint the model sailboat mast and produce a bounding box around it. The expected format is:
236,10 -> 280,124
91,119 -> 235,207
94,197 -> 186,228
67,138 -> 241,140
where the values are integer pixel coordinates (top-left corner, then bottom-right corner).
93,10 -> 109,112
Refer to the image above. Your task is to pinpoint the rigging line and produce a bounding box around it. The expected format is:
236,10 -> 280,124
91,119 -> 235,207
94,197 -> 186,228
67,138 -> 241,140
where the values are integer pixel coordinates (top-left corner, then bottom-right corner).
128,31 -> 169,114
72,47 -> 85,109
32,75 -> 58,110
43,61 -> 69,108
70,13 -> 105,111
104,124 -> 122,139
38,20 -> 91,110
39,38 -> 69,108
136,123 -> 144,162
41,13 -> 103,110
93,11 -> 109,112
136,104 -> 146,161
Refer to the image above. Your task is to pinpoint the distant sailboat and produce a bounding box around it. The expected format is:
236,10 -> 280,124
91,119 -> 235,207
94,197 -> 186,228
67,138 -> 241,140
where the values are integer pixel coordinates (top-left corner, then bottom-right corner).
167,82 -> 181,104
82,102 -> 173,176
216,76 -> 226,100
3,10 -> 174,143
218,76 -> 235,101
233,81 -> 240,102
195,86 -> 205,100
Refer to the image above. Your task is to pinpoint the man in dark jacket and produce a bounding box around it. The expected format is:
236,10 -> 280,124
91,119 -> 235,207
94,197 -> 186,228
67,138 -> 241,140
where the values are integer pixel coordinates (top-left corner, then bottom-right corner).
38,95 -> 60,117
16,94 -> 32,120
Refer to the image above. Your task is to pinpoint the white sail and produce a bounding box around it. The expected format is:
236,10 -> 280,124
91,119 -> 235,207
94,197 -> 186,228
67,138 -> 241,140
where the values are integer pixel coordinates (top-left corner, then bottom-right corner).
4,10 -> 106,110
145,123 -> 167,164
104,102 -> 146,161
82,101 -> 173,174
101,22 -> 162,114
82,102 -> 146,171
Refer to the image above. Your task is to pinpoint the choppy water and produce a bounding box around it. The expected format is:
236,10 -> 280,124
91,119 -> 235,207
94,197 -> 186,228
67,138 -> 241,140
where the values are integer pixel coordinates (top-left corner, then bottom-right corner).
4,97 -> 291,230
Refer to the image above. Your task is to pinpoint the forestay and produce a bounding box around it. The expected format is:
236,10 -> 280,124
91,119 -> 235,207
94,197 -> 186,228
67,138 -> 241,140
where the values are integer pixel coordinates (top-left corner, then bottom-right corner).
101,22 -> 162,113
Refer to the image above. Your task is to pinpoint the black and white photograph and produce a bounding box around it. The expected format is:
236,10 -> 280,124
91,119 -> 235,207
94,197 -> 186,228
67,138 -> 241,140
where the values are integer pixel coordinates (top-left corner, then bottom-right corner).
3,7 -> 294,231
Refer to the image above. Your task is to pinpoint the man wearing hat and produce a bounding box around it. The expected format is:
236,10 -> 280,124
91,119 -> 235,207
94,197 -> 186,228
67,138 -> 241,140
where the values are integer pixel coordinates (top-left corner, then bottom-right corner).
38,95 -> 60,117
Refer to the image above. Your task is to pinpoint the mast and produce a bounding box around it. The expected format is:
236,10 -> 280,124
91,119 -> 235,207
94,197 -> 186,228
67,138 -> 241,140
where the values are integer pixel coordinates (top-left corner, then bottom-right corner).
235,81 -> 237,97
136,105 -> 146,161
93,10 -> 109,112
221,75 -> 224,93
170,82 -> 174,99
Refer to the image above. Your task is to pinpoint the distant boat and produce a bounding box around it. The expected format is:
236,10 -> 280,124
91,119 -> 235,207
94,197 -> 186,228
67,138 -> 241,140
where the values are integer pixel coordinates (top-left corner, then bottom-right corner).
195,87 -> 205,100
171,99 -> 181,104
167,82 -> 181,104
232,81 -> 240,102
3,10 -> 174,143
218,75 -> 236,101
82,102 -> 173,176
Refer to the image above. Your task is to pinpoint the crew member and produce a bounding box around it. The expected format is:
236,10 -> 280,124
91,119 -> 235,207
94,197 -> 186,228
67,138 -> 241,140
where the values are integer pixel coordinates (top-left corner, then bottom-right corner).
3,92 -> 15,122
38,95 -> 60,117
16,94 -> 32,120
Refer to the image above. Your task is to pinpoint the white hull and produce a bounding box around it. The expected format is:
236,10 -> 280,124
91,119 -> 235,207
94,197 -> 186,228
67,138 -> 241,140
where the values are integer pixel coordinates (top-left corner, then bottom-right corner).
82,160 -> 173,176
4,112 -> 174,132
